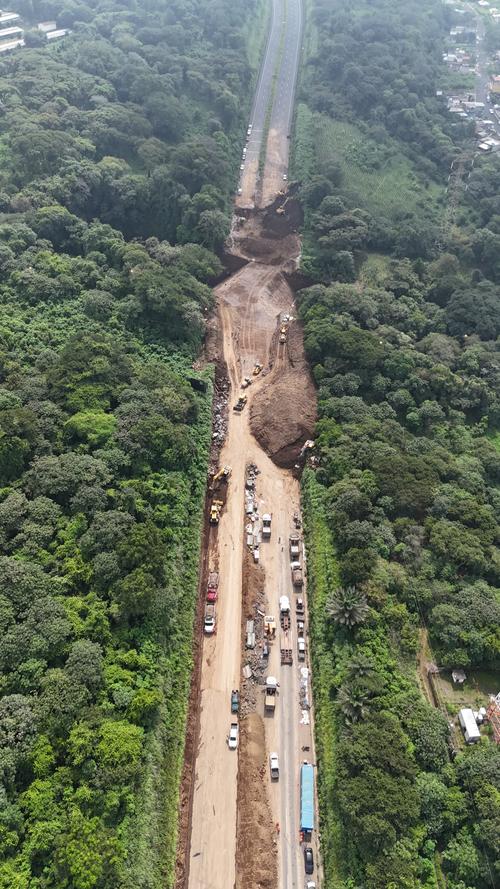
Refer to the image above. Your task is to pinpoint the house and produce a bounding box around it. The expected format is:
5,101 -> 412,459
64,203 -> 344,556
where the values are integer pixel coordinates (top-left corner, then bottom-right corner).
490,75 -> 500,96
46,28 -> 70,41
458,708 -> 481,743
37,21 -> 57,33
0,11 -> 20,28
0,26 -> 23,43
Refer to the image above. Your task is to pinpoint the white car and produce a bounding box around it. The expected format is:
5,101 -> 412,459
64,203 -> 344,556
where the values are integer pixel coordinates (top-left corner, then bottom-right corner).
228,722 -> 238,749
269,752 -> 279,779
240,164 -> 245,171
282,174 -> 288,181
306,883 -> 316,889
237,187 -> 242,195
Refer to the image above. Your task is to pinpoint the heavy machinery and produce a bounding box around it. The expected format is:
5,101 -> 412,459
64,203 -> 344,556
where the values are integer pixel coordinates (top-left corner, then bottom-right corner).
253,363 -> 263,376
209,465 -> 231,493
209,499 -> 223,524
233,395 -> 247,412
289,534 -> 301,561
241,376 -> 252,389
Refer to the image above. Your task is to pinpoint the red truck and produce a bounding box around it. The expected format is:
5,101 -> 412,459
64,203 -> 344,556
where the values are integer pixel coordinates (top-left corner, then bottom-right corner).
206,571 -> 219,603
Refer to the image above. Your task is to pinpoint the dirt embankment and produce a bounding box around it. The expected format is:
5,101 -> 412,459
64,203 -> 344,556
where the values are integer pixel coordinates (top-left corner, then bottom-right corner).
250,318 -> 316,468
236,551 -> 277,889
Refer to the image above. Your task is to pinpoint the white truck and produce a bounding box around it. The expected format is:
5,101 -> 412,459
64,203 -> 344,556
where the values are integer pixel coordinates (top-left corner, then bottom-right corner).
262,513 -> 272,539
269,752 -> 279,780
289,534 -> 301,560
265,676 -> 278,712
298,637 -> 306,661
204,603 -> 215,635
228,722 -> 239,749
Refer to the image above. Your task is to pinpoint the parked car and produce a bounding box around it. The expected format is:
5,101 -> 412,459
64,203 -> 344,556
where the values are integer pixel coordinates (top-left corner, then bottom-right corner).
269,752 -> 279,780
231,689 -> 240,713
228,722 -> 238,749
304,846 -> 314,875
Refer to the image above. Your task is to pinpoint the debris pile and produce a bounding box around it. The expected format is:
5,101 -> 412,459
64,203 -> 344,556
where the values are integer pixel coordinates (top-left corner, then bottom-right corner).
211,375 -> 229,453
244,463 -> 261,562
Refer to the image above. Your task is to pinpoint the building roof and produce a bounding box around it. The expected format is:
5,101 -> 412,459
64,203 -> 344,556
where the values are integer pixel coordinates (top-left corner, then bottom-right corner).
0,12 -> 20,24
0,26 -> 23,37
46,28 -> 69,39
459,708 -> 481,738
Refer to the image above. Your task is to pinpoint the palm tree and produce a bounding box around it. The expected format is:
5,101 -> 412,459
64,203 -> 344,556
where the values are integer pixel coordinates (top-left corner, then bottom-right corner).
326,586 -> 369,628
336,682 -> 370,724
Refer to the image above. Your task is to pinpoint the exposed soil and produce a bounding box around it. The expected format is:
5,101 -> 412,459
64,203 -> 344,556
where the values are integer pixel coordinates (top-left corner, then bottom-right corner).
236,712 -> 278,889
250,318 -> 316,468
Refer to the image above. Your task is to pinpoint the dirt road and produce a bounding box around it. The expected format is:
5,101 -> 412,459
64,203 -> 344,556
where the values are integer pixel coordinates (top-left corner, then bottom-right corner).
185,196 -> 320,889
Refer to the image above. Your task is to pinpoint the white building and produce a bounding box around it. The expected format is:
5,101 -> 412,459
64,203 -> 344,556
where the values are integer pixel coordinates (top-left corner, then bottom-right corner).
459,708 -> 481,743
46,28 -> 70,41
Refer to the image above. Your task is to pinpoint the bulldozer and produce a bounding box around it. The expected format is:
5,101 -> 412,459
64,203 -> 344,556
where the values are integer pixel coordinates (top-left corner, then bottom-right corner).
209,499 -> 223,524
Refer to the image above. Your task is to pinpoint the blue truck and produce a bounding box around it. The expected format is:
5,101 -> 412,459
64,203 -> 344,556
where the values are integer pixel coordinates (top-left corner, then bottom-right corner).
300,763 -> 315,834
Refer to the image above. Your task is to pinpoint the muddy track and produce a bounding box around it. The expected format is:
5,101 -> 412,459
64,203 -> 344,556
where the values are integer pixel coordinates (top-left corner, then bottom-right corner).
177,189 -> 319,889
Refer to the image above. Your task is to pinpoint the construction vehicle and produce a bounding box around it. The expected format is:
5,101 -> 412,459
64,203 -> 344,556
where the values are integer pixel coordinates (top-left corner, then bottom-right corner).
289,534 -> 301,561
253,363 -> 263,375
209,499 -> 223,524
262,513 -> 272,539
233,395 -> 247,412
241,376 -> 252,389
231,689 -> 240,713
265,676 -> 278,712
204,604 -> 216,635
280,628 -> 292,665
296,597 -> 305,616
298,637 -> 306,661
210,465 -> 231,491
297,619 -> 305,637
264,615 -> 276,638
291,561 -> 303,587
279,328 -> 287,344
206,571 -> 219,603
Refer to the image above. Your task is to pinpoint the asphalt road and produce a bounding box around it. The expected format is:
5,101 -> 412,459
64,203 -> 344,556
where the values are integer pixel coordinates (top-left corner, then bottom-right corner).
237,0 -> 303,208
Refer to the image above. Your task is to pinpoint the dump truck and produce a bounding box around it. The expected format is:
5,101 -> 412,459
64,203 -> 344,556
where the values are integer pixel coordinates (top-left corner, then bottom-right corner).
296,597 -> 305,616
291,561 -> 303,587
233,395 -> 247,412
265,676 -> 278,712
204,604 -> 216,635
262,513 -> 272,539
209,499 -> 223,524
298,637 -> 306,661
206,571 -> 219,602
289,534 -> 301,560
280,629 -> 292,665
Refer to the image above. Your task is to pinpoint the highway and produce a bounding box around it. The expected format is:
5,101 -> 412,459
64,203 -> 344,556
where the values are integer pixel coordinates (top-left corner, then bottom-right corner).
185,1 -> 320,887
237,0 -> 303,208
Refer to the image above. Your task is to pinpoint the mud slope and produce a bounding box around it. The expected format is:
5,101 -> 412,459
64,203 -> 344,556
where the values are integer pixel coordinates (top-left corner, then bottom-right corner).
250,319 -> 316,467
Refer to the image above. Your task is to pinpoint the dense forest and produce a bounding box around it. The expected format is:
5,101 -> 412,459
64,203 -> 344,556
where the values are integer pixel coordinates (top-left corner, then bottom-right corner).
0,1 -> 259,887
295,1 -> 500,888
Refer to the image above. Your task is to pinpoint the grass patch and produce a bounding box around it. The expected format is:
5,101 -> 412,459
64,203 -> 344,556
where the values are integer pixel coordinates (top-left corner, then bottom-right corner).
487,430 -> 500,452
290,102 -> 315,182
302,469 -> 344,888
313,116 -> 443,221
244,0 -> 272,72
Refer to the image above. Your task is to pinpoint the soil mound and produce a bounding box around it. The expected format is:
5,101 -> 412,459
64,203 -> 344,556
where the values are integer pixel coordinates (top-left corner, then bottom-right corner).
236,712 -> 277,889
250,321 -> 317,468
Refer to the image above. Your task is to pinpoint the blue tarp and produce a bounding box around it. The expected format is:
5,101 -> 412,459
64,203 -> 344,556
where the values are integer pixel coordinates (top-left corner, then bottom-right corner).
300,763 -> 314,832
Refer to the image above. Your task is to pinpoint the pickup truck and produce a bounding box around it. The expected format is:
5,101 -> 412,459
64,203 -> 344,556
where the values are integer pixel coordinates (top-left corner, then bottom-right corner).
231,689 -> 240,713
228,722 -> 239,749
204,604 -> 215,635
269,752 -> 279,780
